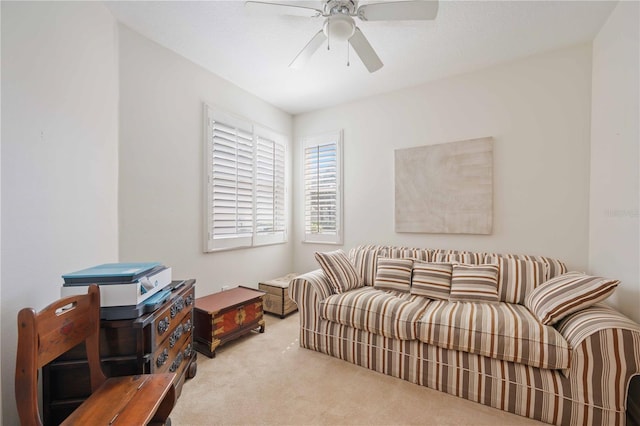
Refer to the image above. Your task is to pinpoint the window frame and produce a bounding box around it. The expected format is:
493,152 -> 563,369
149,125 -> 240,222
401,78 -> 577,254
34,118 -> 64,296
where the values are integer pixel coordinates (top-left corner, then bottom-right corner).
204,104 -> 287,252
302,130 -> 343,245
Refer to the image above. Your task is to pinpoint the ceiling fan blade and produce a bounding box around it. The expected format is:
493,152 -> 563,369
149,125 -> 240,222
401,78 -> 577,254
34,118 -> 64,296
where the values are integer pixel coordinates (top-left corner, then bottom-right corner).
289,29 -> 327,69
348,27 -> 383,73
357,0 -> 439,21
245,1 -> 322,18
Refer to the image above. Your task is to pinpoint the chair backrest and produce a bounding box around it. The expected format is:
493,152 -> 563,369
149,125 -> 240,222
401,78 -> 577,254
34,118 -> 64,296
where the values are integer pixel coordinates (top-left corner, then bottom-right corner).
15,285 -> 106,425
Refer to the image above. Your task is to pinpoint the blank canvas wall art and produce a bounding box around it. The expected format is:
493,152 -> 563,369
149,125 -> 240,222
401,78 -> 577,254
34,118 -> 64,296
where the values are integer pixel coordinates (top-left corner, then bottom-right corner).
395,137 -> 493,234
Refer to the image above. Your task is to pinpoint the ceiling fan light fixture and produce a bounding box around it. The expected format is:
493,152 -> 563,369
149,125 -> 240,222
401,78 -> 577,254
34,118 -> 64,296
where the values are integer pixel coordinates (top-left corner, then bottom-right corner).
255,0 -> 439,73
323,14 -> 355,41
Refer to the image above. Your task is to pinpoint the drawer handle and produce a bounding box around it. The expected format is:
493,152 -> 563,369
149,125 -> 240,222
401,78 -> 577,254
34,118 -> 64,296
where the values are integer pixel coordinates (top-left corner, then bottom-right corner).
158,317 -> 170,335
169,324 -> 184,348
170,296 -> 185,318
184,343 -> 192,358
169,352 -> 184,372
185,295 -> 193,306
183,319 -> 192,333
156,348 -> 169,368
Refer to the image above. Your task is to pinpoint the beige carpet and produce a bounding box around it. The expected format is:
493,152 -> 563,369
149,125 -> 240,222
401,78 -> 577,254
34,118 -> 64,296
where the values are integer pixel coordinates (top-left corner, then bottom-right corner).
172,313 -> 544,426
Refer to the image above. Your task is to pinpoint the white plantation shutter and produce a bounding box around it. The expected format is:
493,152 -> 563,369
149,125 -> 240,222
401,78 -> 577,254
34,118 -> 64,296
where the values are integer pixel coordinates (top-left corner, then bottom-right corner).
255,131 -> 286,245
303,131 -> 343,244
204,105 -> 287,252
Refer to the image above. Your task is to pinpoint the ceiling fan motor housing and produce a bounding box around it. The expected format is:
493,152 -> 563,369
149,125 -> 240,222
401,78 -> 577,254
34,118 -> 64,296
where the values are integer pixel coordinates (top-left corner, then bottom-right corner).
324,0 -> 358,16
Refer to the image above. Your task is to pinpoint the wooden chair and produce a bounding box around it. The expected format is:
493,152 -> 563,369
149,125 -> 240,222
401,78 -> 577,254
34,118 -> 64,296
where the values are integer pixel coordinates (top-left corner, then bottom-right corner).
15,284 -> 176,426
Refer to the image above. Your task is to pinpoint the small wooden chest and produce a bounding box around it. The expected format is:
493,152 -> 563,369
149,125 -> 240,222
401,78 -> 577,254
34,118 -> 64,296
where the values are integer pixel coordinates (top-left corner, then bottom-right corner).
259,273 -> 298,318
193,286 -> 265,358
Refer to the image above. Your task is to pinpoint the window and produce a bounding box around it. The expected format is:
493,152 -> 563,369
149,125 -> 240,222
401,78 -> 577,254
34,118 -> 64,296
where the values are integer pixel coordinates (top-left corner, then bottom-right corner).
204,105 -> 287,252
303,131 -> 343,244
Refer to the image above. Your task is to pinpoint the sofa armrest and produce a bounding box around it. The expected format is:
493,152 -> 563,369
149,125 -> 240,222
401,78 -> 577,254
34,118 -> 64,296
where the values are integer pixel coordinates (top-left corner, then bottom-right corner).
288,269 -> 334,330
556,304 -> 640,410
557,304 -> 640,352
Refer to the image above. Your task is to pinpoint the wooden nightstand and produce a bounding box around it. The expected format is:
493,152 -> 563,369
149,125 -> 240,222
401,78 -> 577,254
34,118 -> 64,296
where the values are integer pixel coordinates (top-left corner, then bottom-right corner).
193,286 -> 265,358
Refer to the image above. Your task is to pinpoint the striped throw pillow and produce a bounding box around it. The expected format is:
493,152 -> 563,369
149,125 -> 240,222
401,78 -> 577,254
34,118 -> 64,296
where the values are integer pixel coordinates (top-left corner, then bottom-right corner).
449,264 -> 500,302
374,258 -> 414,292
525,272 -> 619,325
411,262 -> 452,300
315,250 -> 363,294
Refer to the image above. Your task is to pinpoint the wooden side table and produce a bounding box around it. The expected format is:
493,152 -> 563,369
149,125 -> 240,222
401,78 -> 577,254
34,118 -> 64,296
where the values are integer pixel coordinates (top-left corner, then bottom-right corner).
193,286 -> 265,358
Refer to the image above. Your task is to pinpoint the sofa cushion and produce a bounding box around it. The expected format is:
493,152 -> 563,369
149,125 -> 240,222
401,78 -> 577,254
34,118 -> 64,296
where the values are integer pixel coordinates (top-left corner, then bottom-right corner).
449,264 -> 500,302
349,245 -> 388,286
485,253 -> 567,280
525,272 -> 620,325
416,300 -> 571,370
374,258 -> 413,292
315,250 -> 363,293
434,252 -> 480,264
485,257 -> 547,304
410,262 -> 452,300
319,287 -> 431,340
433,250 -> 483,264
386,247 -> 431,262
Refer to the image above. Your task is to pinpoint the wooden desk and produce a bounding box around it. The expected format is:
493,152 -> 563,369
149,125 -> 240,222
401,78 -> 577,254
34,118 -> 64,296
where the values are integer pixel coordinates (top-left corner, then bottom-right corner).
193,286 -> 265,358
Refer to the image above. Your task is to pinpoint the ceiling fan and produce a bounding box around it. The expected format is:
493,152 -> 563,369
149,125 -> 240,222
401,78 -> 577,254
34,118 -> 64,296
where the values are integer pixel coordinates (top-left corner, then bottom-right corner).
245,0 -> 439,73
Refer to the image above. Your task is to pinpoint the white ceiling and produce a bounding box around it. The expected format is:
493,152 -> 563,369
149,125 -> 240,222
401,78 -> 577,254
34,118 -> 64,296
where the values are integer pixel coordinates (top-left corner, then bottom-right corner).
104,0 -> 616,115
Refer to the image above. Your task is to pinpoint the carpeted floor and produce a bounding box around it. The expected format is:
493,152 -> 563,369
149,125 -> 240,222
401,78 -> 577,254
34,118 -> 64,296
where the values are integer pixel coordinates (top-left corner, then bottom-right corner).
172,312 -> 544,426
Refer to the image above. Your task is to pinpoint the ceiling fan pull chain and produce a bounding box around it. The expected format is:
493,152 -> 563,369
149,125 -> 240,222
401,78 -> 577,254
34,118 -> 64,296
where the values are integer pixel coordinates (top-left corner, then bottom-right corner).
347,43 -> 350,67
327,17 -> 331,50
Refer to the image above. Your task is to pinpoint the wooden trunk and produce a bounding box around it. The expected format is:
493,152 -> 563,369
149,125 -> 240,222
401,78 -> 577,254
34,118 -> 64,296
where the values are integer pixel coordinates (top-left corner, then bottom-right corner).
259,273 -> 298,318
42,280 -> 197,425
193,286 -> 265,358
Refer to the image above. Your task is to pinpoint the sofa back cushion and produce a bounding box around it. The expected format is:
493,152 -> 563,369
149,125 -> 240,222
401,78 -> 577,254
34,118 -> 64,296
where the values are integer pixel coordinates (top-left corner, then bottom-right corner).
374,258 -> 413,292
485,257 -> 548,304
449,264 -> 500,303
416,300 -> 571,370
386,247 -> 431,262
410,262 -> 452,300
433,251 -> 483,264
349,245 -> 388,286
485,253 -> 567,281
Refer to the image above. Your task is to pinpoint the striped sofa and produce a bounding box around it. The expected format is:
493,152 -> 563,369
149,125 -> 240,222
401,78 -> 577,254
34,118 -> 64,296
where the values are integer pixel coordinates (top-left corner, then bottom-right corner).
289,245 -> 640,425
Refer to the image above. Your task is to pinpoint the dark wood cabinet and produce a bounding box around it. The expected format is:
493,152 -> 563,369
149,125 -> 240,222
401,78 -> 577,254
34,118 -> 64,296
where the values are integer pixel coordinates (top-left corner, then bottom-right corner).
42,279 -> 197,425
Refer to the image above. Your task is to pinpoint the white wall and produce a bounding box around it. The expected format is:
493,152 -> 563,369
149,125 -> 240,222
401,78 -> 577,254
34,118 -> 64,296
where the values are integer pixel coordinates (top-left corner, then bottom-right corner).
293,44 -> 593,274
589,1 -> 639,324
1,2 -> 119,424
118,26 -> 294,296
